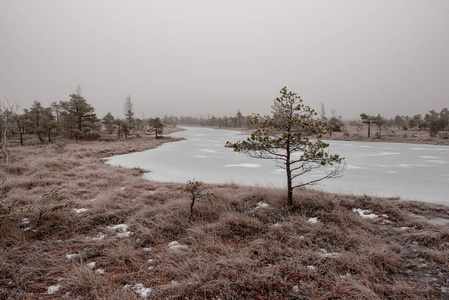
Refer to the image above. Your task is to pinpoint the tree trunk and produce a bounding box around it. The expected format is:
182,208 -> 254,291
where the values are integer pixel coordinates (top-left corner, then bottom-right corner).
367,121 -> 371,138
286,136 -> 293,208
37,131 -> 44,142
19,130 -> 23,146
287,171 -> 293,207
78,115 -> 82,132
189,195 -> 196,222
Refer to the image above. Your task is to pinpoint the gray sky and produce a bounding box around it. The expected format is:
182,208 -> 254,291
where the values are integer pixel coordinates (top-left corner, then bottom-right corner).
1,0 -> 448,120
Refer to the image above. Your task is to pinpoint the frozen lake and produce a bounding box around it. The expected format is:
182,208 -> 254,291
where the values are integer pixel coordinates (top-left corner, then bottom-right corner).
105,127 -> 449,205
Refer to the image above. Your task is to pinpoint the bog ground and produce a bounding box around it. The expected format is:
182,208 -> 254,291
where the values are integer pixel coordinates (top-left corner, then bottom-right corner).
1,133 -> 449,299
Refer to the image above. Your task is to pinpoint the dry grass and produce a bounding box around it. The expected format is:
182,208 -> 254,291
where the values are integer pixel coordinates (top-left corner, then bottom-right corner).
1,131 -> 449,299
240,124 -> 449,146
327,124 -> 449,146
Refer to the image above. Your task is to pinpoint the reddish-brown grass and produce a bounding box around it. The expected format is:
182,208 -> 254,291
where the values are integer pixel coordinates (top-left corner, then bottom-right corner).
1,130 -> 448,299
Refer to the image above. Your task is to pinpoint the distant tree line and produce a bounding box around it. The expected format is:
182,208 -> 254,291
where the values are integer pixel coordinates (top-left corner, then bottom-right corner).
357,108 -> 449,138
2,85 -> 447,150
0,86 -> 167,149
163,110 -> 254,128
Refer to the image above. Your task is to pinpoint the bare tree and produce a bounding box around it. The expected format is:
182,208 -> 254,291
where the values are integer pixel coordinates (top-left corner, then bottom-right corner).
0,98 -> 18,167
124,95 -> 134,128
74,84 -> 83,97
319,103 -> 327,121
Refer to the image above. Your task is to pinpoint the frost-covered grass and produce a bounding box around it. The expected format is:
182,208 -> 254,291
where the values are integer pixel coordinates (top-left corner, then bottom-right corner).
1,133 -> 449,299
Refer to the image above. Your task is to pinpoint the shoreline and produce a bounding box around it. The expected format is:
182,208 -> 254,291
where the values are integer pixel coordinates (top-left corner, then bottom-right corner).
214,125 -> 449,146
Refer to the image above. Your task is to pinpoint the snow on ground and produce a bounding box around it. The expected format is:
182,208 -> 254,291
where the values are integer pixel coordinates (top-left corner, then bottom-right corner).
46,284 -> 61,295
319,248 -> 340,257
307,217 -> 319,224
168,241 -> 188,249
86,232 -> 105,240
108,224 -> 128,231
87,262 -> 96,269
107,224 -> 133,238
224,163 -> 260,168
307,266 -> 316,272
352,208 -> 379,219
124,283 -> 153,299
117,231 -> 132,238
66,253 -> 80,260
73,208 -> 88,214
93,233 -> 105,240
96,268 -> 105,275
256,202 -> 270,209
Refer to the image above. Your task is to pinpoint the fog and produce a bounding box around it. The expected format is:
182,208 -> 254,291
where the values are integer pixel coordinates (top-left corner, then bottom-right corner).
1,0 -> 448,119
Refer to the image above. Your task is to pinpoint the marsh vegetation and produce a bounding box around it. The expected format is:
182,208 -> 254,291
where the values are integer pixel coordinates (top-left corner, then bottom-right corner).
1,132 -> 449,299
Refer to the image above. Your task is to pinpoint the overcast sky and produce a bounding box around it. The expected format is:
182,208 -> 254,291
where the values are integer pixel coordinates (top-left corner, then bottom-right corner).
1,0 -> 448,120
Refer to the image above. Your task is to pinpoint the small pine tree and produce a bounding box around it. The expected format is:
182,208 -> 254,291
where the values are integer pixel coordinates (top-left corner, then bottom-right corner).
226,87 -> 345,208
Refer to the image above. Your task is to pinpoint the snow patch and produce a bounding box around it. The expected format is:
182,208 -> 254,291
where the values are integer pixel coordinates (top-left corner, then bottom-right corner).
66,253 -> 80,260
345,165 -> 366,170
352,208 -> 378,219
224,163 -> 261,168
142,247 -> 153,252
426,160 -> 449,164
107,224 -> 133,238
108,224 -> 128,231
93,233 -> 105,240
87,262 -> 96,269
256,202 -> 270,209
307,217 -> 319,224
124,283 -> 153,299
46,284 -> 61,295
320,248 -> 340,257
168,241 -> 188,249
86,232 -> 105,240
117,231 -> 132,238
96,268 -> 105,275
200,149 -> 219,153
74,208 -> 88,214
307,266 -> 316,272
378,152 -> 400,156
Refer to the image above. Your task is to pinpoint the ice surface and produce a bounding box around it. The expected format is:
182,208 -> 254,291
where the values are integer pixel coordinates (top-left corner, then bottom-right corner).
105,127 -> 449,205
224,163 -> 261,168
